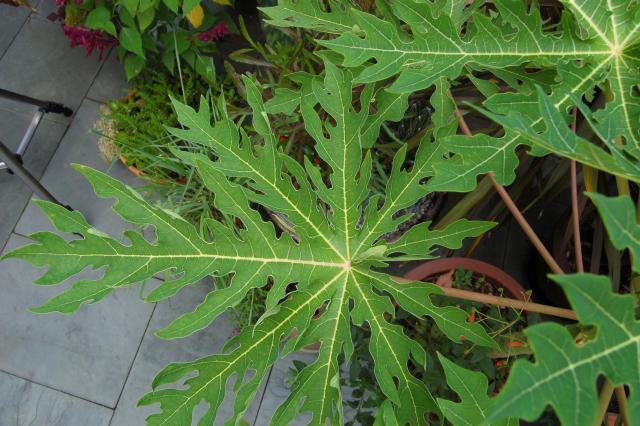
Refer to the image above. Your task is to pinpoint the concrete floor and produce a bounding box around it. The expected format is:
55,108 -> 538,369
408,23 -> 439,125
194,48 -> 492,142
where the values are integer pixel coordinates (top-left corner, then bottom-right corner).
0,5 -> 314,425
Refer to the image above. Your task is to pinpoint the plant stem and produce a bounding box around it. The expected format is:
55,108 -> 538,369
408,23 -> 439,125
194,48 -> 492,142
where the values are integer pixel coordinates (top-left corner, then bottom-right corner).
455,102 -> 473,135
451,95 -> 564,275
488,172 -> 564,275
440,284 -> 575,320
391,276 -> 576,320
596,379 -> 615,426
615,386 -> 630,426
570,107 -> 584,273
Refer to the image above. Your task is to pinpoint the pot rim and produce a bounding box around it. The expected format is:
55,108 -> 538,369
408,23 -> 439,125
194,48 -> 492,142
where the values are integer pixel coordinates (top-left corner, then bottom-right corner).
403,257 -> 527,301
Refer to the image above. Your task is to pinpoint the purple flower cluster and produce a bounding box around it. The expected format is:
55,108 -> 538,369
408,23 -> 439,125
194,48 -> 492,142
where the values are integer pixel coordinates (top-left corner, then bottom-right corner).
197,21 -> 229,43
63,24 -> 118,59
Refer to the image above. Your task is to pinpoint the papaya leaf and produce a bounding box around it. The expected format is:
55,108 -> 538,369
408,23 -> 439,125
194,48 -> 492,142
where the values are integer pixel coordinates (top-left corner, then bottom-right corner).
436,353 -> 517,426
489,274 -> 640,424
471,87 -> 640,185
263,0 -> 640,191
2,62 -> 495,425
588,192 -> 640,273
260,0 -> 355,34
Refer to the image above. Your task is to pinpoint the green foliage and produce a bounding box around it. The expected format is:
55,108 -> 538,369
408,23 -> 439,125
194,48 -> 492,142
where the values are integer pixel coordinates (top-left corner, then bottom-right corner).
344,268 -> 529,425
12,0 -> 640,423
100,63 -> 209,175
97,63 -> 234,230
589,192 -> 640,273
489,274 -> 640,424
437,353 -> 518,426
4,64 -> 497,424
264,0 -> 640,192
61,0 -> 230,81
261,1 -> 640,423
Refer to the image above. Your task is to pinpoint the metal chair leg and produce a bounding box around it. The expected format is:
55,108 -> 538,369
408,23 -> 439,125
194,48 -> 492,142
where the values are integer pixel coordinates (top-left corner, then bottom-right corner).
0,88 -> 73,116
0,89 -> 74,210
0,139 -> 69,208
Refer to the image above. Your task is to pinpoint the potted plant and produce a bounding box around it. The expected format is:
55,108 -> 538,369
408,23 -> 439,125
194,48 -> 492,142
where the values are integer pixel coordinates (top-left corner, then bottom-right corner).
47,0 -> 231,80
342,264 -> 531,425
5,1 -> 640,424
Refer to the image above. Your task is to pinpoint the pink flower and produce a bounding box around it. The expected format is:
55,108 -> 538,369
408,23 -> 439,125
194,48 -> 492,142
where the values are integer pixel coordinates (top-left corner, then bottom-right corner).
63,25 -> 118,60
197,21 -> 229,43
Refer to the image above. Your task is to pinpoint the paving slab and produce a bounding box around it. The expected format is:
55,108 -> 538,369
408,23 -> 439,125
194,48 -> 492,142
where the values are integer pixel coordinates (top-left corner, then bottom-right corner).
0,107 -> 66,251
0,14 -> 105,124
0,370 -> 112,426
0,4 -> 29,58
32,0 -> 60,22
15,98 -> 144,237
110,278 -> 266,425
0,234 -> 156,407
87,49 -> 130,104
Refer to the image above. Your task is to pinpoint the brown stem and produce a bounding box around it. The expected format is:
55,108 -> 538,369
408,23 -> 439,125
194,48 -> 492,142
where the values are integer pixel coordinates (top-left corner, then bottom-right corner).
391,276 -> 577,320
455,104 -> 473,136
615,386 -> 630,426
488,172 -> 564,275
441,285 -> 576,320
570,108 -> 585,273
571,160 -> 585,273
452,95 -> 564,275
596,379 -> 615,426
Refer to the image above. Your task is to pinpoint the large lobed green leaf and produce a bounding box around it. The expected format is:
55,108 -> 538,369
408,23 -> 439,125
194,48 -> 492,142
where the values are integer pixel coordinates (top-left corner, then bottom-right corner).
264,0 -> 640,192
3,63 -> 496,424
589,192 -> 640,273
489,274 -> 640,424
471,87 -> 640,186
437,353 -> 517,426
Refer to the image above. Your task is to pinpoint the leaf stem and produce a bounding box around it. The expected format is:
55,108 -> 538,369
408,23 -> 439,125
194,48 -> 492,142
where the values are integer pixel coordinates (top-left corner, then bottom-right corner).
439,284 -> 576,320
614,386 -> 630,426
570,108 -> 584,273
487,173 -> 564,275
596,379 -> 615,426
391,276 -> 576,320
451,94 -> 564,275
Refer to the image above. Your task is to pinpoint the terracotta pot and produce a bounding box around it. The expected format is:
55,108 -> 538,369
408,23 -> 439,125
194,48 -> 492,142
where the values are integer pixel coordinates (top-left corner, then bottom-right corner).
403,257 -> 527,301
120,154 -> 144,178
403,257 -> 528,391
119,154 -> 164,184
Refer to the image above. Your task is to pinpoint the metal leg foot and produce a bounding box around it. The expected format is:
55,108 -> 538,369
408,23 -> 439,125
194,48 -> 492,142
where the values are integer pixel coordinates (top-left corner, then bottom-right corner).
0,139 -> 67,207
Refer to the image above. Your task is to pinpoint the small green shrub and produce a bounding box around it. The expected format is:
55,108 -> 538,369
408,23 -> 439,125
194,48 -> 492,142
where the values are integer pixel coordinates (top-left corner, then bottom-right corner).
53,0 -> 231,80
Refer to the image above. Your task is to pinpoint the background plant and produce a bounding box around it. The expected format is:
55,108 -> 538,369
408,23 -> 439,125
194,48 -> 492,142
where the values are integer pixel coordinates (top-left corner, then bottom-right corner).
95,61 -> 228,226
50,0 -> 232,80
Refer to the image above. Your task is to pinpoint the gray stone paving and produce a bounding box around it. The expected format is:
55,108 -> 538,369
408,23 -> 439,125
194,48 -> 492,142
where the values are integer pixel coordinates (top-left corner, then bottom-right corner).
0,4 -> 304,424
